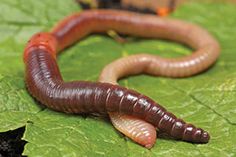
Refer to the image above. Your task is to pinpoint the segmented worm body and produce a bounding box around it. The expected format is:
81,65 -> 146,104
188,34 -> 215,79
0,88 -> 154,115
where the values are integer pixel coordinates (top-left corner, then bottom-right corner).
24,10 -> 220,145
109,112 -> 157,148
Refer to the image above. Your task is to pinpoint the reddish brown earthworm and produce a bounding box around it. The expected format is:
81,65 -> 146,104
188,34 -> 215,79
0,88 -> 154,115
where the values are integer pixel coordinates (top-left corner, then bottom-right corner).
24,10 -> 220,147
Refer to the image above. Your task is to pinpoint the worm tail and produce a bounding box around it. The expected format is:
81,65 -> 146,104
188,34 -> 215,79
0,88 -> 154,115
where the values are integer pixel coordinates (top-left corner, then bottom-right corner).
150,111 -> 209,143
102,84 -> 210,143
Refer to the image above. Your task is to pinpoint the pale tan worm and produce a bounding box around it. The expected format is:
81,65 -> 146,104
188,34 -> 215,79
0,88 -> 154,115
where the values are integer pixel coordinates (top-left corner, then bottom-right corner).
98,10 -> 220,148
109,112 -> 157,149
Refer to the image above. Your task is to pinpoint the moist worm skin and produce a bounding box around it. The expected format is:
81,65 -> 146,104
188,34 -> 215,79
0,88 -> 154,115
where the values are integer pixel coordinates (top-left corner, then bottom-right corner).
109,112 -> 157,149
23,10 -> 219,144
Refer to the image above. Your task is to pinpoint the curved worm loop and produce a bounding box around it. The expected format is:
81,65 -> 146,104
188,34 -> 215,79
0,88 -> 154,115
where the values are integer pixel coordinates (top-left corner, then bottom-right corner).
97,9 -> 220,147
97,8 -> 220,147
24,10 -> 220,145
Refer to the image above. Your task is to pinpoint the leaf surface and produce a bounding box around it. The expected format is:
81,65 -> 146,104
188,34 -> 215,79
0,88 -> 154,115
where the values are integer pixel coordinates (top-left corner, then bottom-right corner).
0,1 -> 235,156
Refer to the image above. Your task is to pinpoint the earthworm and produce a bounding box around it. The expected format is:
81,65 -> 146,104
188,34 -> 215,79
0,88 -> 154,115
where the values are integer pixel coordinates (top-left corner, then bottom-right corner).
98,7 -> 220,147
24,10 -> 220,146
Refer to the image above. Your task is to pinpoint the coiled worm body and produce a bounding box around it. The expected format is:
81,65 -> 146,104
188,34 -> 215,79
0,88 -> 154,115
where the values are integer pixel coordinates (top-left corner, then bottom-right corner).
24,10 -> 220,146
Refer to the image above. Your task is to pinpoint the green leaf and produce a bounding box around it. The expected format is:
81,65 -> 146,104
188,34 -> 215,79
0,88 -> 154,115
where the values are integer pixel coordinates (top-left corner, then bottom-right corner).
0,0 -> 235,156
